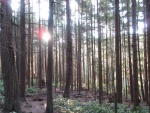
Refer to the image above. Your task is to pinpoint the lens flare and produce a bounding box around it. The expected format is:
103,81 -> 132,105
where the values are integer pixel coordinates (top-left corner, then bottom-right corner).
42,32 -> 50,42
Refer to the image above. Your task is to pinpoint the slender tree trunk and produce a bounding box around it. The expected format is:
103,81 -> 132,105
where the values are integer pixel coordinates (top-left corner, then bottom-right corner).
75,23 -> 78,91
136,1 -> 145,101
61,26 -> 65,89
143,0 -> 148,103
46,0 -> 53,112
63,0 -> 72,98
77,16 -> 82,93
27,0 -> 31,87
105,13 -> 108,97
85,9 -> 89,91
132,0 -> 139,108
90,4 -> 95,96
38,0 -> 42,89
145,0 -> 150,110
137,33 -> 145,101
97,0 -> 102,103
127,0 -> 133,102
31,18 -> 34,87
55,25 -> 58,91
115,0 -> 122,103
20,0 -> 26,100
59,31 -> 62,90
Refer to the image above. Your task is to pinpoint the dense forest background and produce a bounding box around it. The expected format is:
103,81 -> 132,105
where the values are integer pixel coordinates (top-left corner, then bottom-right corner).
0,0 -> 150,113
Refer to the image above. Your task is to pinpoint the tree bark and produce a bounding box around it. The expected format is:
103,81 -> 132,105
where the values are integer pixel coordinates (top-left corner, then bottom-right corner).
145,0 -> 150,110
38,0 -> 42,89
143,0 -> 148,103
1,1 -> 21,112
63,0 -> 72,98
127,0 -> 133,102
132,0 -> 139,108
20,0 -> 26,100
27,0 -> 31,88
97,0 -> 102,103
46,0 -> 53,113
115,0 -> 122,103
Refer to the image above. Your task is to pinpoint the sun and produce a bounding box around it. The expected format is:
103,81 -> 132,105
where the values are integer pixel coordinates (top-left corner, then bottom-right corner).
42,32 -> 50,42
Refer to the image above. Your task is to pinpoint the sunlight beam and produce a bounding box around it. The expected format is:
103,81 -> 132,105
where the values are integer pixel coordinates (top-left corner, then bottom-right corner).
42,32 -> 50,42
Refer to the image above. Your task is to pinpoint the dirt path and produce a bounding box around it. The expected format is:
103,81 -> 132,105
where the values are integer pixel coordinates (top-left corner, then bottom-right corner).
21,88 -> 93,113
21,95 -> 45,113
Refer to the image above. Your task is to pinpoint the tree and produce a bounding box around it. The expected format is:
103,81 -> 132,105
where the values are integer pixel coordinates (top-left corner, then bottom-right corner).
38,0 -> 42,89
20,0 -> 26,100
115,0 -> 122,103
97,0 -> 103,104
143,0 -> 148,104
132,0 -> 139,108
63,0 -> 73,98
27,0 -> 31,87
1,1 -> 21,112
127,0 -> 133,102
77,2 -> 82,93
145,0 -> 150,110
46,0 -> 53,112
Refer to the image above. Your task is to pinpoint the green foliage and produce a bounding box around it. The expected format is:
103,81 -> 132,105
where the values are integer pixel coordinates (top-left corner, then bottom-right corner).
133,106 -> 149,113
0,68 -> 2,78
10,111 -> 17,113
54,97 -> 149,113
26,87 -> 38,95
0,81 -> 4,101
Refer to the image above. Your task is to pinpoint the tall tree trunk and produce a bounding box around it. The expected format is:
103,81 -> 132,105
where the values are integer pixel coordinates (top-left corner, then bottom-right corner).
90,4 -> 95,96
1,1 -> 21,112
85,9 -> 90,90
20,0 -> 26,100
59,30 -> 62,90
31,4 -> 34,86
27,0 -> 31,88
15,28 -> 20,85
77,1 -> 82,93
132,0 -> 139,108
127,0 -> 133,102
137,32 -> 145,101
63,0 -> 72,98
115,0 -> 122,103
145,0 -> 150,110
38,0 -> 42,89
62,26 -> 65,89
55,24 -> 58,91
97,0 -> 102,103
77,17 -> 82,94
136,0 -> 145,101
75,23 -> 78,91
46,0 -> 53,112
143,0 -> 148,103
105,12 -> 108,97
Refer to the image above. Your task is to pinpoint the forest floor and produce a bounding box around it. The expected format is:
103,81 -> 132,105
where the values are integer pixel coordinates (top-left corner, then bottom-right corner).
0,87 -> 148,113
20,87 -> 147,113
21,87 -> 98,113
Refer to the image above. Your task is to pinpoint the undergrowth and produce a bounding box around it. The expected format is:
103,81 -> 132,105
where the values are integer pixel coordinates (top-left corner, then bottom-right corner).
0,81 -> 38,97
26,87 -> 38,95
0,81 -> 4,101
54,97 -> 149,113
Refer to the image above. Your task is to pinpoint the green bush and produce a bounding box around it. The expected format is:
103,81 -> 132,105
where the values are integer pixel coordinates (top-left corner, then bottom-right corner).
54,97 -> 149,113
26,87 -> 38,95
